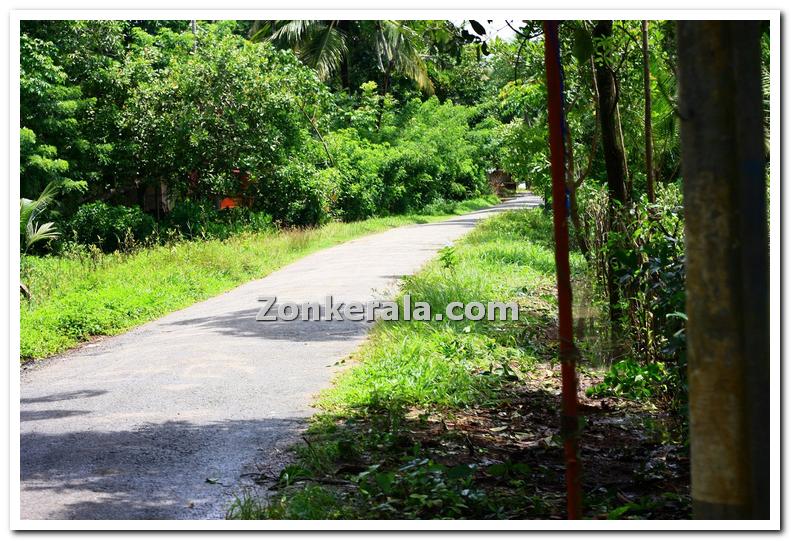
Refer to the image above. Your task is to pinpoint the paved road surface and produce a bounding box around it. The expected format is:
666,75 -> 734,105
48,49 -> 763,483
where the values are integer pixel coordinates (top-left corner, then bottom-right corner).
19,193 -> 541,520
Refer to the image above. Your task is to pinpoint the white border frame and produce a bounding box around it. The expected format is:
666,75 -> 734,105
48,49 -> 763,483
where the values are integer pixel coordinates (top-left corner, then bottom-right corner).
6,8 -> 782,532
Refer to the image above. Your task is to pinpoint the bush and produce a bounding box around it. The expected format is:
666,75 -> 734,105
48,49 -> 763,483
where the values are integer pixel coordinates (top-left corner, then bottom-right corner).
586,359 -> 672,400
324,129 -> 386,221
67,201 -> 155,252
124,24 -> 328,201
322,93 -> 495,218
380,144 -> 440,213
165,199 -> 273,240
256,162 -> 330,226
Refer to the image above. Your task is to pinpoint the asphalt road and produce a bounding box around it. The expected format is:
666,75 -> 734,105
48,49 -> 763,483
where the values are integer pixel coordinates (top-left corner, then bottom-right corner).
19,193 -> 541,520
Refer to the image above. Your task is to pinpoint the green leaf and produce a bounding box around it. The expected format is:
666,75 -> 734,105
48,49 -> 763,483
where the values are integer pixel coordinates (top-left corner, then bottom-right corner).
447,464 -> 475,480
486,463 -> 508,477
469,20 -> 487,36
375,472 -> 395,494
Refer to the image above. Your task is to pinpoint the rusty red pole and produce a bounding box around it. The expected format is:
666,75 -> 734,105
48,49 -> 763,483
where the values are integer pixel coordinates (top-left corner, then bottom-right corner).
543,20 -> 582,520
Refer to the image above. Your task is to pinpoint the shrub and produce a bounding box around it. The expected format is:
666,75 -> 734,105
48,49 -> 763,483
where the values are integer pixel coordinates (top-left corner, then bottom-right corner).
379,144 -> 440,213
67,201 -> 155,252
324,129 -> 386,221
166,199 -> 273,239
323,93 -> 495,218
256,162 -> 330,226
586,359 -> 672,400
124,24 -> 328,202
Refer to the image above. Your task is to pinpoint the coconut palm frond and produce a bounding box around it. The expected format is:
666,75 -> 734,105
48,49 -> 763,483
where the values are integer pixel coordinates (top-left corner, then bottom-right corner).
255,19 -> 432,92
298,21 -> 348,82
262,20 -> 348,82
21,181 -> 60,251
248,20 -> 273,42
25,221 -> 59,250
20,180 -> 59,229
375,21 -> 434,94
269,20 -> 321,46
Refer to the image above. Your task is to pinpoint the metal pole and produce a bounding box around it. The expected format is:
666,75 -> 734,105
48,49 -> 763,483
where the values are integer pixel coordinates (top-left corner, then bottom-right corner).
543,20 -> 582,520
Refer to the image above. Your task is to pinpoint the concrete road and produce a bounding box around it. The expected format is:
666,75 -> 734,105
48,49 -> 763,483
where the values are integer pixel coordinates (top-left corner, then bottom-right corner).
19,194 -> 541,520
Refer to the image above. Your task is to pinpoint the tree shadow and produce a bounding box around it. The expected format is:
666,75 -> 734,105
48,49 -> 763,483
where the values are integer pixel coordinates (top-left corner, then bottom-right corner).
20,417 -> 305,520
21,389 -> 108,404
21,410 -> 91,422
161,306 -> 375,343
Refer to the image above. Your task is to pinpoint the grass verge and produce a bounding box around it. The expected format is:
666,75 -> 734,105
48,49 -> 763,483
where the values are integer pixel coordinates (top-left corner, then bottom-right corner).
20,196 -> 498,361
227,208 -> 690,520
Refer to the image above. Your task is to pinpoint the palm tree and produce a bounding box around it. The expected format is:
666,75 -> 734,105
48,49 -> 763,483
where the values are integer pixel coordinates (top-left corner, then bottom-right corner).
21,181 -> 59,252
251,20 -> 434,94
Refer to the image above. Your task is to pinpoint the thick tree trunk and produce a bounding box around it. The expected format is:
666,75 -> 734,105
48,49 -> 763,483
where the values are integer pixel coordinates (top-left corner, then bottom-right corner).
642,20 -> 655,203
592,20 -> 629,325
677,20 -> 769,520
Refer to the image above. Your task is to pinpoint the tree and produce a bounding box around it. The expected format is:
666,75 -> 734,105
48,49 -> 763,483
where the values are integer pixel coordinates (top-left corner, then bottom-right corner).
19,34 -> 89,198
124,27 -> 326,203
677,20 -> 769,519
252,20 -> 433,94
592,20 -> 630,325
642,20 -> 655,204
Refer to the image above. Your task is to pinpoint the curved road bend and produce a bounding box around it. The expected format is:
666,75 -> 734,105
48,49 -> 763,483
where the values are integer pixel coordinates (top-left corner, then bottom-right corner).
19,193 -> 541,520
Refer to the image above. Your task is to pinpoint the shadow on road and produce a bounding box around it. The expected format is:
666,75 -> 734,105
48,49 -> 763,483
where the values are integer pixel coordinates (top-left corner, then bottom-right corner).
162,306 -> 374,343
20,417 -> 304,520
21,390 -> 108,404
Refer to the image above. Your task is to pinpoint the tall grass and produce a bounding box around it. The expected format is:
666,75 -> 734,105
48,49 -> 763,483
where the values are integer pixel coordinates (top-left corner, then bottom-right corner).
20,197 -> 498,361
317,209 -> 587,414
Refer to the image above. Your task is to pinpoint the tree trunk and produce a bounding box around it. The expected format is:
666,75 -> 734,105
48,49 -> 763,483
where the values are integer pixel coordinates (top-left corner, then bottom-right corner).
642,20 -> 656,203
677,20 -> 769,520
564,127 -> 590,258
592,20 -> 629,325
593,21 -> 629,205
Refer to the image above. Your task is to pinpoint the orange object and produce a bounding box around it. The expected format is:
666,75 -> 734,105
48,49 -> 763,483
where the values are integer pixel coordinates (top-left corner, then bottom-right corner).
219,197 -> 237,210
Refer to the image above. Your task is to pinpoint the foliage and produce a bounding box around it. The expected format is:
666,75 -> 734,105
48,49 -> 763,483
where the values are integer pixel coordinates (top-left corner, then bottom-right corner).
254,20 -> 435,94
602,183 -> 687,403
257,162 -> 331,226
19,35 -> 89,198
124,25 -> 326,207
20,20 -> 507,241
320,89 -> 495,218
66,202 -> 156,252
20,182 -> 61,252
165,200 -> 274,239
586,358 -> 671,400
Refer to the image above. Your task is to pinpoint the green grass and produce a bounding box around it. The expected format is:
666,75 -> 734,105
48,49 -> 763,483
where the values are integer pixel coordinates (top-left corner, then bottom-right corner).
316,209 -> 585,415
228,208 -> 589,520
19,196 -> 498,361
